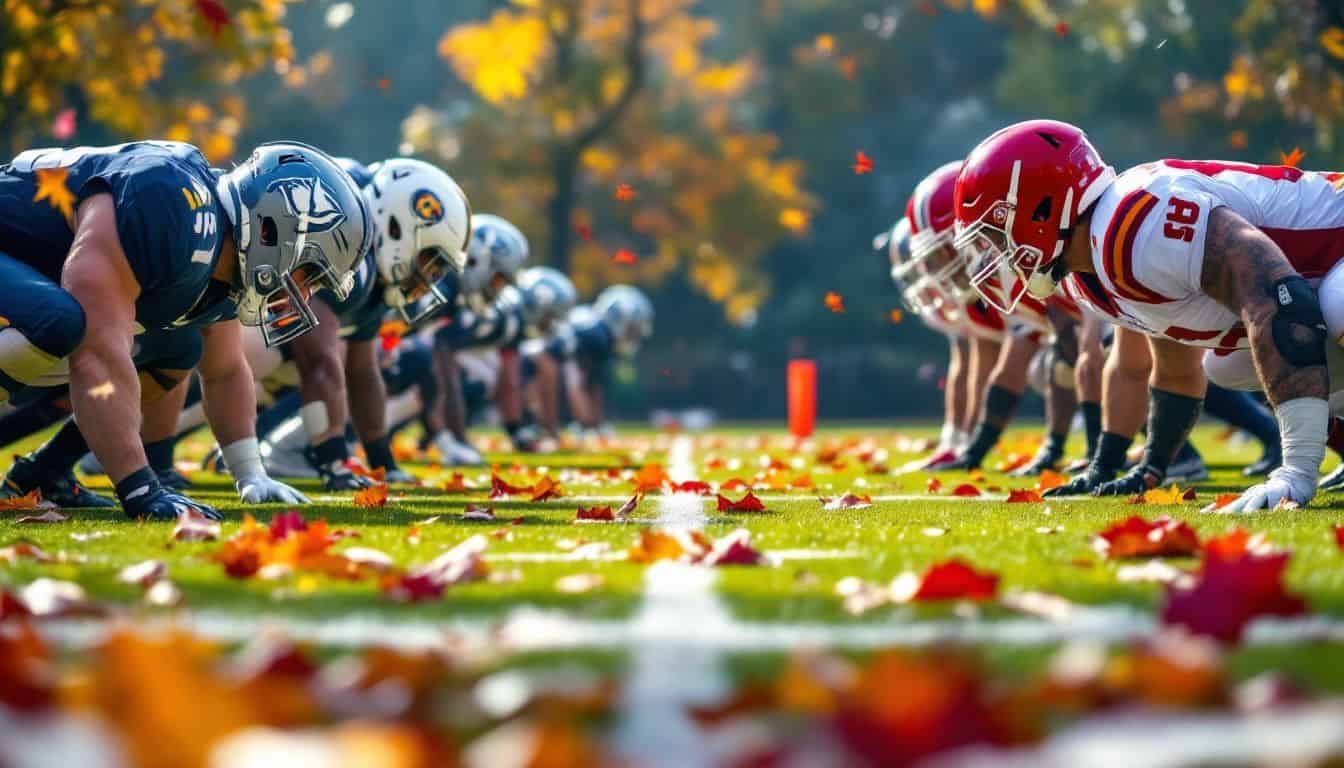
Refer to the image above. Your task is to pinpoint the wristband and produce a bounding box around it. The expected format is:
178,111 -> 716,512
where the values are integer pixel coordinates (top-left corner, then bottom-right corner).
115,466 -> 161,505
222,437 -> 265,480
1275,397 -> 1328,480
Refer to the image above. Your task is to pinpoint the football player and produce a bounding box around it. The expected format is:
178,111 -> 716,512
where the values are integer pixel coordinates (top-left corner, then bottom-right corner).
516,266 -> 580,444
0,141 -> 368,519
956,119 -> 1334,511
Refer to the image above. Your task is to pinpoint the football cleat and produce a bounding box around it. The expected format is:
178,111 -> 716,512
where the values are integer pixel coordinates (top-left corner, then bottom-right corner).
920,448 -> 963,471
1165,454 -> 1210,484
4,457 -> 115,509
1319,464 -> 1344,493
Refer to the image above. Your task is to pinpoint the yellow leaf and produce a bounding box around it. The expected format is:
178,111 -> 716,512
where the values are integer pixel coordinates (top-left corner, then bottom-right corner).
779,207 -> 811,234
33,168 -> 76,226
440,10 -> 549,104
1322,27 -> 1344,60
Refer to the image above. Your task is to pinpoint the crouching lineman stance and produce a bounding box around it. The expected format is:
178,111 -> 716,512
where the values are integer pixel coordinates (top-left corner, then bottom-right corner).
956,119 -> 1334,511
0,141 -> 370,518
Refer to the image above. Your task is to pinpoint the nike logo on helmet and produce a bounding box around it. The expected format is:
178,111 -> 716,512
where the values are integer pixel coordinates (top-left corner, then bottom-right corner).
269,177 -> 347,234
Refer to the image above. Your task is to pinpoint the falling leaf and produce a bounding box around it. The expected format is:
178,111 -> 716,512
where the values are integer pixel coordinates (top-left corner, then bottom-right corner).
16,510 -> 67,524
194,0 -> 231,37
614,183 -> 637,201
821,493 -> 872,510
556,572 -> 605,593
838,55 -> 858,80
779,208 -> 811,234
1054,20 -> 1070,37
852,150 -> 873,175
1227,130 -> 1250,150
574,222 -> 593,242
354,483 -> 389,508
814,34 -> 835,54
717,491 -> 767,512
950,483 -> 981,498
891,560 -> 999,602
462,504 -> 495,521
1280,147 -> 1305,168
702,528 -> 768,567
627,529 -> 685,563
576,506 -> 615,522
611,248 -> 638,265
1322,27 -> 1344,60
888,309 -> 903,324
824,291 -> 845,313
33,167 -> 76,225
51,108 -> 76,141
529,475 -> 565,501
1006,489 -> 1043,504
1094,516 -> 1200,559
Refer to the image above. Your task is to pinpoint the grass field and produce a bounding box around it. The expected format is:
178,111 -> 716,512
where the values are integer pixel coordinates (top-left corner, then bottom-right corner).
6,423 -> 1344,766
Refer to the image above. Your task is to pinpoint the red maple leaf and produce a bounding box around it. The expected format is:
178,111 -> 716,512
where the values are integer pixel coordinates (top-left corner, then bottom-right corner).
716,491 -> 767,512
852,150 -> 873,175
671,480 -> 713,495
1005,489 -> 1044,504
950,483 -> 982,498
1094,516 -> 1201,559
576,505 -> 615,522
615,183 -> 637,201
611,249 -> 638,265
1162,541 -> 1307,644
268,510 -> 308,541
926,476 -> 943,493
700,528 -> 768,566
894,560 -> 999,602
1054,20 -> 1070,37
194,0 -> 231,37
824,291 -> 845,313
574,222 -> 593,242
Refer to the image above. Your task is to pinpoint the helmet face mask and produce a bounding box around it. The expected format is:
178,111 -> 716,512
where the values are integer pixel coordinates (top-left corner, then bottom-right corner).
595,285 -> 654,358
957,202 -> 1042,314
463,214 -> 529,305
517,267 -> 577,337
221,143 -> 372,347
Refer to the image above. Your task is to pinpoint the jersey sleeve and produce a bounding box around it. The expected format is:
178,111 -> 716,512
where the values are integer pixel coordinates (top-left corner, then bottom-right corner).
1095,176 -> 1217,305
109,162 -> 218,298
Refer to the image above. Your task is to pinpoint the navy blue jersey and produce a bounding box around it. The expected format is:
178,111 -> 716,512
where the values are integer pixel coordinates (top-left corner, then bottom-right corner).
0,142 -> 227,330
435,287 -> 526,352
545,305 -> 614,379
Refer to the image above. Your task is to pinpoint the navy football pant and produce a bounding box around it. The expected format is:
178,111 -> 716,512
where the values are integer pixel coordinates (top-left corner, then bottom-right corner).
0,252 -> 86,400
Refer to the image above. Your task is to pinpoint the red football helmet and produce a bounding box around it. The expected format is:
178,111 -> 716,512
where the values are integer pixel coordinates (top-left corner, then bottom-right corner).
904,160 -> 968,317
953,120 -> 1115,313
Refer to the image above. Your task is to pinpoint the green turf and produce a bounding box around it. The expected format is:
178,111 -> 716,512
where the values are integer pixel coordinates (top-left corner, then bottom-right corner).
3,423 -> 1344,682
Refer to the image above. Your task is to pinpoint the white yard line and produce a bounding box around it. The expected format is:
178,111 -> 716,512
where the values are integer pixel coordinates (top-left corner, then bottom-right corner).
565,493 -> 1010,503
488,548 -> 859,563
611,435 -> 730,768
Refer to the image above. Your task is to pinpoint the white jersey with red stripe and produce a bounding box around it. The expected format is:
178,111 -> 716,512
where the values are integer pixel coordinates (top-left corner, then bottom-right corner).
1083,159 -> 1344,352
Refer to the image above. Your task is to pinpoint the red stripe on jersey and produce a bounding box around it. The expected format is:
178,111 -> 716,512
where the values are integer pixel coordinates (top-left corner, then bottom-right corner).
1161,159 -> 1304,183
1164,325 -> 1220,342
1215,324 -> 1247,356
1103,191 -> 1173,304
965,299 -> 1005,333
1070,273 -> 1119,318
1259,226 -> 1344,279
1048,293 -> 1082,321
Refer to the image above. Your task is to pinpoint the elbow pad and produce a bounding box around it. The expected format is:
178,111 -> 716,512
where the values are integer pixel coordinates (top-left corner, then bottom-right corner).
1271,276 -> 1327,367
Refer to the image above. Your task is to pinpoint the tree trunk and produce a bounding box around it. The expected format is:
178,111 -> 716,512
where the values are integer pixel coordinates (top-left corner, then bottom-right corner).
547,149 -> 578,275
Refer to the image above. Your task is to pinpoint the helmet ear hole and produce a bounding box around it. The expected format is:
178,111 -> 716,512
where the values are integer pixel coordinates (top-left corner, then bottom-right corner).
260,216 -> 278,246
388,215 -> 402,241
1031,197 -> 1053,222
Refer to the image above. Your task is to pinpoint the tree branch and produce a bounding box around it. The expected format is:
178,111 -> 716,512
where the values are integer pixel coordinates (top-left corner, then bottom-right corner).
569,0 -> 645,152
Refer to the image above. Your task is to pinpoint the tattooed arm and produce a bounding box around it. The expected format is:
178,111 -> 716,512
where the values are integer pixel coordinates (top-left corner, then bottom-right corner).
1200,205 -> 1328,512
1200,206 -> 1327,406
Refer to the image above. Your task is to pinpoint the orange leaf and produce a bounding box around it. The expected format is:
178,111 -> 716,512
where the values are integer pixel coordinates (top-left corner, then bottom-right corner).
950,483 -> 981,498
576,506 -> 615,522
529,475 -> 565,502
611,249 -> 638,265
627,529 -> 684,563
1094,516 -> 1200,559
490,473 -> 533,499
926,476 -> 943,493
1034,470 -> 1067,493
0,491 -> 42,511
1142,484 -> 1190,505
1006,489 -> 1043,504
889,309 -> 903,324
892,560 -> 999,602
1280,146 -> 1306,168
632,463 -> 671,494
824,291 -> 845,313
721,477 -> 750,491
614,183 -> 637,201
442,472 -> 472,492
852,150 -> 873,175
354,483 -> 389,508
1211,493 -> 1240,510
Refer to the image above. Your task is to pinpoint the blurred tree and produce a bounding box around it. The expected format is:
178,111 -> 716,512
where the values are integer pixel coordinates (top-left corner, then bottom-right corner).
413,0 -> 814,322
0,0 -> 292,161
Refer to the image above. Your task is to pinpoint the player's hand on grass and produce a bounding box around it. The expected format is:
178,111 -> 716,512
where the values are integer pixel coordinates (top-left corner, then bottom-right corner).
1092,463 -> 1163,497
1210,467 -> 1316,513
237,472 -> 311,504
1042,464 -> 1117,497
116,468 -> 221,521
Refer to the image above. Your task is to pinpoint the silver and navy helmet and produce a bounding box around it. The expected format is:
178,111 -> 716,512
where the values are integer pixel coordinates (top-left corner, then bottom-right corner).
516,266 -> 577,335
462,213 -> 529,301
217,141 -> 373,346
594,284 -> 654,357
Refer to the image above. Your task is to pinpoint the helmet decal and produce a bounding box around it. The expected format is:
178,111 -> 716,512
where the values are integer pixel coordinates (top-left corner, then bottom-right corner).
412,188 -> 445,223
268,177 -> 347,235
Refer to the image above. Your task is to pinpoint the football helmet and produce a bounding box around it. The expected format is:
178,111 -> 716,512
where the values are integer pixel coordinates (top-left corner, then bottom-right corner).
905,161 -> 972,315
517,266 -> 577,335
364,158 -> 472,323
595,284 -> 654,357
218,142 -> 373,346
954,119 -> 1115,313
462,213 -> 529,301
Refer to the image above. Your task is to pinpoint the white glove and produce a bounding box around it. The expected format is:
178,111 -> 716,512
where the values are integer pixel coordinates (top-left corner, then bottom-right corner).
224,437 -> 312,505
1211,398 -> 1326,513
434,432 -> 484,466
237,473 -> 311,505
1215,467 -> 1316,513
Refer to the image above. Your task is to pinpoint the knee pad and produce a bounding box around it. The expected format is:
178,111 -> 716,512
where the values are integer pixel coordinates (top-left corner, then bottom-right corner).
1271,276 -> 1327,367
